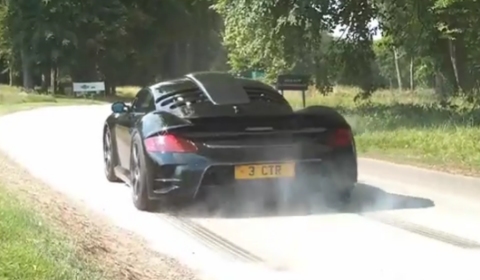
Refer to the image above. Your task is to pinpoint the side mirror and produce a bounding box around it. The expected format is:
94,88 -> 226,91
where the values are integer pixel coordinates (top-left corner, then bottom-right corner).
111,102 -> 128,113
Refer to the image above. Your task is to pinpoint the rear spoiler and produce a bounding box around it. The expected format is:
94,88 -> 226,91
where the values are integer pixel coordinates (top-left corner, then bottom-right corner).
143,111 -> 348,138
157,126 -> 328,138
145,122 -> 329,139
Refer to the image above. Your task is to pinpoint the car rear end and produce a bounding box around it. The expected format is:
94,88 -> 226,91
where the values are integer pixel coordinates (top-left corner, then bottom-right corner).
142,114 -> 357,202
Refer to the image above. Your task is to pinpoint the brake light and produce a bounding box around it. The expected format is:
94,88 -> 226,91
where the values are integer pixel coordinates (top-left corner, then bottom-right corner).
328,128 -> 352,147
144,135 -> 197,153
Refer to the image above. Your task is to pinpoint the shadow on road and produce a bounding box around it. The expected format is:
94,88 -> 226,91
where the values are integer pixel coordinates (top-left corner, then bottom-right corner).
174,183 -> 435,218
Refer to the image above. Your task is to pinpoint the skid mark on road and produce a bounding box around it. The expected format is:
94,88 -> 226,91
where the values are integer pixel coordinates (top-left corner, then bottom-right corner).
361,213 -> 480,249
154,177 -> 479,269
163,208 -> 480,270
161,215 -> 266,265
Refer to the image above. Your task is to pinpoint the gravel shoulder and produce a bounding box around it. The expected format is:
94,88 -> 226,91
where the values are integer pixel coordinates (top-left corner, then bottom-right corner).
0,151 -> 198,280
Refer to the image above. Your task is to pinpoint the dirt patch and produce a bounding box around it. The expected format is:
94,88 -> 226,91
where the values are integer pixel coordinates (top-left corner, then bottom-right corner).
0,152 -> 199,280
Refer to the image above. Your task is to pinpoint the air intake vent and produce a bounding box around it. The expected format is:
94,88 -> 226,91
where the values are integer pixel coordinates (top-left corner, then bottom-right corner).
244,87 -> 288,104
156,88 -> 211,110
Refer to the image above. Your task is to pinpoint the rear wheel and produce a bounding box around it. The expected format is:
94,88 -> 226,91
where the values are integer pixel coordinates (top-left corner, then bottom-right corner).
337,185 -> 354,202
326,183 -> 354,210
103,127 -> 121,182
130,134 -> 156,211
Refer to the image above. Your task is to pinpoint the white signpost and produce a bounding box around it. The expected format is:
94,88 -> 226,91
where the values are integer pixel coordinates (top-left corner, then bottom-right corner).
73,81 -> 106,97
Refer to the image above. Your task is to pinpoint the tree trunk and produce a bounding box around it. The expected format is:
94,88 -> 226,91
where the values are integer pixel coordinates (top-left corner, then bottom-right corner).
104,78 -> 116,96
448,36 -> 471,93
20,47 -> 34,90
448,39 -> 460,90
41,62 -> 51,93
7,57 -> 13,86
393,47 -> 402,91
409,56 -> 414,91
51,65 -> 58,95
8,70 -> 13,86
434,70 -> 449,100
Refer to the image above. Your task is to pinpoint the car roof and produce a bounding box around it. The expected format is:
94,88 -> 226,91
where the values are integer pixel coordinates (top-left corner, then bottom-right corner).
144,72 -> 292,118
148,72 -> 278,101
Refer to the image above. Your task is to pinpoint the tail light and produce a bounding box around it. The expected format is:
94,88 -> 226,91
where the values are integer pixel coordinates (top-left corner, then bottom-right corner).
328,128 -> 352,147
144,134 -> 197,153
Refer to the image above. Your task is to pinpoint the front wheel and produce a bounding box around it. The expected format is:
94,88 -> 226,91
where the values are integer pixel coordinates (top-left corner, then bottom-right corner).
130,134 -> 156,211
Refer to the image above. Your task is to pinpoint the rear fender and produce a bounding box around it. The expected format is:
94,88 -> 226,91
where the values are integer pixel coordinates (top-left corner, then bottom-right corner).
296,105 -> 350,128
299,105 -> 357,179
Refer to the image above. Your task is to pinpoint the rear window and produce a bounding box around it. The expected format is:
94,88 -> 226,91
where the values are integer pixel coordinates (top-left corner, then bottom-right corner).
157,85 -> 289,111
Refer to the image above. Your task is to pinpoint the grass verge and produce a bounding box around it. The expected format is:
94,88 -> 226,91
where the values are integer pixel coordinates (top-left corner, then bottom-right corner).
0,154 -> 195,280
0,86 -> 109,279
0,186 -> 103,279
0,85 -> 106,115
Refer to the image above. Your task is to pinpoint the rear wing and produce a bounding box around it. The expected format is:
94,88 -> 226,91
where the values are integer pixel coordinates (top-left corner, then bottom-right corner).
144,112 -> 347,138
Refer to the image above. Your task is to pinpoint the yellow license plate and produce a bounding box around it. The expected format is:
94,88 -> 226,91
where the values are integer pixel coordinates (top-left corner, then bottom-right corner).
234,163 -> 295,179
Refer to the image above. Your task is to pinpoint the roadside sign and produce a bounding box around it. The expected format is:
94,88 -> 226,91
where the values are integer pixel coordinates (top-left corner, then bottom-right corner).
73,82 -> 105,97
275,74 -> 310,107
275,74 -> 309,91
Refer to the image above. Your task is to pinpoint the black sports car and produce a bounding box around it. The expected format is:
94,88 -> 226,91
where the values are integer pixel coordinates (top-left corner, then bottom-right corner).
103,72 -> 357,211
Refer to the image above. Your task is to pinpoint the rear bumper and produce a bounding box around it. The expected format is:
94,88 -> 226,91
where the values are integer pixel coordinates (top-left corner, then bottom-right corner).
145,150 -> 357,201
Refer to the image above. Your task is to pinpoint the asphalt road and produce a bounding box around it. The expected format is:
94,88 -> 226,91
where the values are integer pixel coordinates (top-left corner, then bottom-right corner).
0,105 -> 479,280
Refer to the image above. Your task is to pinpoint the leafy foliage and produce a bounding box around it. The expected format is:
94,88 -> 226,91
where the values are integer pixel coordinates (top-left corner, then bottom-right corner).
0,0 -> 226,93
0,0 -> 478,102
213,0 -> 378,95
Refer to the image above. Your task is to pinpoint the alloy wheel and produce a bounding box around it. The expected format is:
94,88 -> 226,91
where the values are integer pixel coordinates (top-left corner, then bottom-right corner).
131,144 -> 141,200
103,131 -> 112,172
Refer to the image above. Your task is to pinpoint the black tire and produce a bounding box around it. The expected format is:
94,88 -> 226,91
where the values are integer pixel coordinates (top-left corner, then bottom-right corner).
326,184 -> 354,210
337,185 -> 354,203
103,127 -> 121,182
130,133 -> 156,211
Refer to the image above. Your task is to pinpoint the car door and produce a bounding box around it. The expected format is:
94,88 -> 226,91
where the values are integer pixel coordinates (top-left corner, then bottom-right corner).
115,89 -> 155,170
